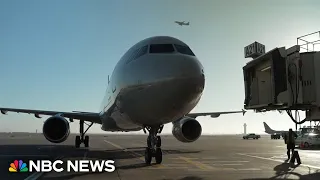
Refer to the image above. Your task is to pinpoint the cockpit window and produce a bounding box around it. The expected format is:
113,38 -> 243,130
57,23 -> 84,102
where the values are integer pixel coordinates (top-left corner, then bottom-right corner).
149,44 -> 175,53
134,45 -> 148,59
174,44 -> 195,56
126,45 -> 148,64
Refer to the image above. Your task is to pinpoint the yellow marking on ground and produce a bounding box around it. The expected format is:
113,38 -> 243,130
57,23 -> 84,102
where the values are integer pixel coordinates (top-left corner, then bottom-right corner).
103,140 -> 124,150
149,164 -> 165,169
178,156 -> 216,170
103,140 -> 171,169
146,166 -> 188,170
104,140 -> 144,162
170,157 -> 198,160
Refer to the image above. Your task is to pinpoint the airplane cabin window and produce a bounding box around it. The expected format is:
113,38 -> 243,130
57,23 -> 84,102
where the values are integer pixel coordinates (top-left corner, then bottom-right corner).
174,44 -> 195,56
149,44 -> 175,53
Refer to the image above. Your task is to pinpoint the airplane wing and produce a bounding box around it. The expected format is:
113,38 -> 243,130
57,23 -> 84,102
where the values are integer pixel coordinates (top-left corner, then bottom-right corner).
187,109 -> 246,118
0,107 -> 101,124
174,21 -> 182,25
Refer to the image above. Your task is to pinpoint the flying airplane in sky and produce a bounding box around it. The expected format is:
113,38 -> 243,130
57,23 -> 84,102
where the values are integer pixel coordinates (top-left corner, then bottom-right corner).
174,21 -> 189,26
0,36 -> 246,165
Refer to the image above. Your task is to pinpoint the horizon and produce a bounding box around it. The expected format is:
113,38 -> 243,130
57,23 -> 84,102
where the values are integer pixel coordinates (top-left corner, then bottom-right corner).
2,131 -> 273,136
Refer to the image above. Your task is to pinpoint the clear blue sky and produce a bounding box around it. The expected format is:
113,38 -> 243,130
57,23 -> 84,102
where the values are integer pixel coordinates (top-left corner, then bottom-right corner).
1,0 -> 320,134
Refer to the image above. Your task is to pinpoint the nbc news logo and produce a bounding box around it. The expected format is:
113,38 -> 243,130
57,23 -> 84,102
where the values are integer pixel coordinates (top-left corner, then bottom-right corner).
9,159 -> 115,173
9,160 -> 28,172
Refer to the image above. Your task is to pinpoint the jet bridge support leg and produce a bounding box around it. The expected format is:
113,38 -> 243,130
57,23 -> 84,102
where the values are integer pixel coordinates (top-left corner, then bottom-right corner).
75,120 -> 93,148
144,125 -> 163,165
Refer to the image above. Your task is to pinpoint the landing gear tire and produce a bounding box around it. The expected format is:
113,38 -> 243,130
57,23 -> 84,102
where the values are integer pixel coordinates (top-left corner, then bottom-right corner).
147,137 -> 151,147
84,136 -> 89,147
144,126 -> 163,164
156,136 -> 161,147
145,148 -> 152,165
75,136 -> 81,148
155,148 -> 162,164
75,120 -> 93,148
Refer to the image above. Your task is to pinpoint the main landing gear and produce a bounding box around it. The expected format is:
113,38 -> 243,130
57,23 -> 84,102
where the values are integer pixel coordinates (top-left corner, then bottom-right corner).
75,120 -> 93,148
143,125 -> 164,165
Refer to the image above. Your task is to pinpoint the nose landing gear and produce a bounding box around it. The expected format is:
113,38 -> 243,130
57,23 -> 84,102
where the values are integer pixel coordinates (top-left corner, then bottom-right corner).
75,120 -> 93,148
144,125 -> 163,165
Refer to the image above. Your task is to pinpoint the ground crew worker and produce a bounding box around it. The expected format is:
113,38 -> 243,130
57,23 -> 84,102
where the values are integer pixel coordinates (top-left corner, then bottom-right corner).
284,128 -> 298,160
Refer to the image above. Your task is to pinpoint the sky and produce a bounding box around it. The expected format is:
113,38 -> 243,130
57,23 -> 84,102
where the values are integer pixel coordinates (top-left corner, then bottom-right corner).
1,0 -> 320,135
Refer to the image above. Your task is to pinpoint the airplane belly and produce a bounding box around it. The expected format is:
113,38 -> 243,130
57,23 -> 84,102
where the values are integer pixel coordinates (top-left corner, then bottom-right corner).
110,108 -> 142,129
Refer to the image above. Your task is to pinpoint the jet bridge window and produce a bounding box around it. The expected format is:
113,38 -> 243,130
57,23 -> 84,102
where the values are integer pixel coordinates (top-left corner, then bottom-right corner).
149,44 -> 175,53
174,44 -> 195,56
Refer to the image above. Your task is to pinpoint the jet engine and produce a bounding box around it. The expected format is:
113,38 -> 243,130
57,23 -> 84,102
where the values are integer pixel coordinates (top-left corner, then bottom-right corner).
42,115 -> 70,143
172,117 -> 202,143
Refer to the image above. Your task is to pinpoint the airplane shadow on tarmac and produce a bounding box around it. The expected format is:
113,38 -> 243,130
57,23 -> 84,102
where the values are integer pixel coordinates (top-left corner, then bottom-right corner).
0,144 -> 200,159
241,162 -> 320,180
162,177 -> 203,180
0,144 -> 200,180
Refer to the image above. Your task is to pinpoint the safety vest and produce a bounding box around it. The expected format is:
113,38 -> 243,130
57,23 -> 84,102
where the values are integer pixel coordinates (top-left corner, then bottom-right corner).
285,133 -> 296,144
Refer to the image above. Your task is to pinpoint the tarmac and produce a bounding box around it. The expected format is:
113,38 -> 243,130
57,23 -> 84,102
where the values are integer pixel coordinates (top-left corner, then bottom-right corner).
0,133 -> 320,180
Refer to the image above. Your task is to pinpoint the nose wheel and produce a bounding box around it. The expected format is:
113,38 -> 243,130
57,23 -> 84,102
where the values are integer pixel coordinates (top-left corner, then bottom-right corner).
144,125 -> 163,165
75,120 -> 93,148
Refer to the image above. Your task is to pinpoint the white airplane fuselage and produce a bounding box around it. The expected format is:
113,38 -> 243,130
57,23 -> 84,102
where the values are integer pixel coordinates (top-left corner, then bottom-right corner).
98,36 -> 205,132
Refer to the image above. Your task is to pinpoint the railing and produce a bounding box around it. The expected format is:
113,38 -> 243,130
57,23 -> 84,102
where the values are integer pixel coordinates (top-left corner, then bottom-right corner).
297,31 -> 320,52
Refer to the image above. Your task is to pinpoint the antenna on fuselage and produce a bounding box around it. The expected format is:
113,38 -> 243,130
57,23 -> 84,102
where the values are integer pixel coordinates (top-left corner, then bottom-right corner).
108,75 -> 110,84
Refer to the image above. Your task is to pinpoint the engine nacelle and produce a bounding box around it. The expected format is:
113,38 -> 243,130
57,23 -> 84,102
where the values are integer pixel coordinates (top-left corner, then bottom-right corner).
42,115 -> 70,143
1,110 -> 7,115
172,117 -> 202,143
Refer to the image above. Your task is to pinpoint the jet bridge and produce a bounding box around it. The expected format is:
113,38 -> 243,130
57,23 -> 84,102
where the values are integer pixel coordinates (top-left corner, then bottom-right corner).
242,31 -> 320,125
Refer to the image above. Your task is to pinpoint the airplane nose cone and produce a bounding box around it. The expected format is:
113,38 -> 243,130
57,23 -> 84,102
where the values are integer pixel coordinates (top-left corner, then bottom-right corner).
160,56 -> 205,118
123,55 -> 205,125
173,56 -> 204,78
159,55 -> 205,92
161,55 -> 204,84
173,56 -> 205,91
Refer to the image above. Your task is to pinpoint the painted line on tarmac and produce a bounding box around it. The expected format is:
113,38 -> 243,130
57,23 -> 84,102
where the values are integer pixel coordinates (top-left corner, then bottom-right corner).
237,168 -> 261,171
208,161 -> 249,163
212,164 -> 243,166
136,140 -> 170,155
24,155 -> 64,180
178,156 -> 218,171
104,140 -> 167,169
240,152 -> 283,154
103,140 -> 145,161
237,153 -> 320,170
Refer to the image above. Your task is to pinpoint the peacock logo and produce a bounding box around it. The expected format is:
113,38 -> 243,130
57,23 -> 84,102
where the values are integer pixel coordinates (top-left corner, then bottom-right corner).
9,160 -> 28,172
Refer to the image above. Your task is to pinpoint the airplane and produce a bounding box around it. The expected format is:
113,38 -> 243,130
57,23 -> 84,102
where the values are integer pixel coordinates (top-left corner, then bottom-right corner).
174,21 -> 189,26
263,122 -> 293,137
0,36 -> 246,165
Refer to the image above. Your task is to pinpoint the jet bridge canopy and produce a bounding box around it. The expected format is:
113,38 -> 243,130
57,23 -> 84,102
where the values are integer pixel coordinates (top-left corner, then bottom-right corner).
242,31 -> 320,123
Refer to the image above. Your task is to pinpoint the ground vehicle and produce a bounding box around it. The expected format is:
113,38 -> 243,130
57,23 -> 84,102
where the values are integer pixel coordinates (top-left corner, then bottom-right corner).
271,134 -> 281,139
295,133 -> 320,148
243,133 -> 260,139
